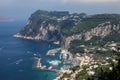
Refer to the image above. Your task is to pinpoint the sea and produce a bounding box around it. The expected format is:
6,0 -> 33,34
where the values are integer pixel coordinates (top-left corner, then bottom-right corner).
0,21 -> 60,80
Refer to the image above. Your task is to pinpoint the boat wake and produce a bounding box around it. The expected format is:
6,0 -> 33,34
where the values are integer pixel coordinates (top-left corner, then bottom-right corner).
10,59 -> 23,65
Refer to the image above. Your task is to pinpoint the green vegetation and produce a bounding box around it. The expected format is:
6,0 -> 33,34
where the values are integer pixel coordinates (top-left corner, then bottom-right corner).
103,32 -> 120,42
70,66 -> 80,72
60,19 -> 75,36
59,73 -> 71,80
88,58 -> 120,80
18,10 -> 120,42
16,10 -> 120,80
68,34 -> 120,54
75,70 -> 89,80
68,40 -> 85,54
18,10 -> 120,55
61,14 -> 120,36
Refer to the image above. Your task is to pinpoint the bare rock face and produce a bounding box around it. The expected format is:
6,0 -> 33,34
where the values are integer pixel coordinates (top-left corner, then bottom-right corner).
84,23 -> 120,41
64,34 -> 83,48
14,10 -> 83,43
14,10 -> 120,50
14,10 -> 66,42
14,24 -> 59,41
64,22 -> 120,49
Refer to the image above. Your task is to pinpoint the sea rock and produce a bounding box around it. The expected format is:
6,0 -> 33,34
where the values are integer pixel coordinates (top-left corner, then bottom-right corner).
46,48 -> 61,56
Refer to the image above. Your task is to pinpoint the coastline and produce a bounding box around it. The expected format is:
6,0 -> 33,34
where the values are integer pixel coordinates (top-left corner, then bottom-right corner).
33,48 -> 77,80
14,34 -> 61,45
33,57 -> 59,73
14,35 -> 90,80
14,34 -> 65,79
33,57 -> 69,80
13,34 -> 41,40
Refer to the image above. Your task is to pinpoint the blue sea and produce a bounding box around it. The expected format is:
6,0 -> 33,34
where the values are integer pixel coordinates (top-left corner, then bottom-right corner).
0,21 -> 59,80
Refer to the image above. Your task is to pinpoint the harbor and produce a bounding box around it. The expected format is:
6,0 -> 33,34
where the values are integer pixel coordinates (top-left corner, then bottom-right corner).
34,57 -> 59,73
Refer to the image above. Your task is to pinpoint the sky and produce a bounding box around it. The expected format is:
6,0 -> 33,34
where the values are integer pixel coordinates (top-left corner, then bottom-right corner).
0,0 -> 120,21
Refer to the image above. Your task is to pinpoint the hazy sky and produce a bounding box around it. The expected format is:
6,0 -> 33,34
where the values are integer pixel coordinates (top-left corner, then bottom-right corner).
0,0 -> 120,21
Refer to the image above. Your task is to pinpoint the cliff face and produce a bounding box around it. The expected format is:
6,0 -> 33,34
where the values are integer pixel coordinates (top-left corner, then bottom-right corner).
14,22 -> 61,41
14,10 -> 120,50
14,10 -> 69,42
64,22 -> 120,49
14,10 -> 81,43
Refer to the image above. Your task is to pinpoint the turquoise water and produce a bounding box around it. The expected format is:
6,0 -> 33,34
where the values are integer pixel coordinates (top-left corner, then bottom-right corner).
0,21 -> 59,80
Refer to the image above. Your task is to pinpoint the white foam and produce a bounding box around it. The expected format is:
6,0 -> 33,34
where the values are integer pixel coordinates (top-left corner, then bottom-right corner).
15,59 -> 23,64
46,48 -> 60,56
48,60 -> 61,66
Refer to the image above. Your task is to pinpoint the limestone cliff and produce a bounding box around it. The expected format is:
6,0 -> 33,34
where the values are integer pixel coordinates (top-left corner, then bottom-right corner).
64,22 -> 120,49
14,10 -> 69,42
14,10 -> 120,50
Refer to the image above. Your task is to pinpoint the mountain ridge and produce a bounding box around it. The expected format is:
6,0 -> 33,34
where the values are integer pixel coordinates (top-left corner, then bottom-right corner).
14,10 -> 120,53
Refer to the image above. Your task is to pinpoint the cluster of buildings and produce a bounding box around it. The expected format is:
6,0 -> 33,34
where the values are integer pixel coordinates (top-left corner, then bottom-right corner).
54,44 -> 119,80
35,42 -> 120,80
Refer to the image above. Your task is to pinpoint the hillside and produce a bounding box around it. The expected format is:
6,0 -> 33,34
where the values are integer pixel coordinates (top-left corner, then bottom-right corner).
14,10 -> 120,54
14,10 -> 120,80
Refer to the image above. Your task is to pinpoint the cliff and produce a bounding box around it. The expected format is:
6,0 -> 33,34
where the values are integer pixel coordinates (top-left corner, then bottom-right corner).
14,10 -> 120,53
14,10 -> 68,42
65,22 -> 120,49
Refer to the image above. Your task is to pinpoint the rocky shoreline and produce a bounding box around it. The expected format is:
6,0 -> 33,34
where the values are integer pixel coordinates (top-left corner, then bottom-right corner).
33,49 -> 76,80
46,48 -> 61,56
33,57 -> 59,72
13,34 -> 41,40
31,41 -> 120,80
33,49 -> 89,80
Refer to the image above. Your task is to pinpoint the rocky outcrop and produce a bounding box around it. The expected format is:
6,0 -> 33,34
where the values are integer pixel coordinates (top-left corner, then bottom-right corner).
14,24 -> 60,41
14,10 -> 120,50
63,34 -> 83,48
46,48 -> 61,56
14,10 -> 71,42
64,22 -> 120,49
84,23 -> 120,40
